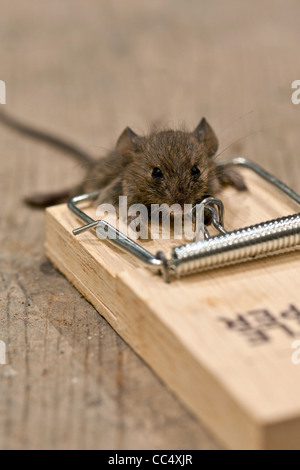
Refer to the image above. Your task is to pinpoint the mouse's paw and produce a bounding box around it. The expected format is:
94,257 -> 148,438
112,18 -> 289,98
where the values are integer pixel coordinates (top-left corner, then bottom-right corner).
217,166 -> 247,192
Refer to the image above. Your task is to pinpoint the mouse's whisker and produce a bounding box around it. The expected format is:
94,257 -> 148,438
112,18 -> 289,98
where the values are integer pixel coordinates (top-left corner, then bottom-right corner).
216,108 -> 255,138
89,144 -> 115,153
215,127 -> 273,159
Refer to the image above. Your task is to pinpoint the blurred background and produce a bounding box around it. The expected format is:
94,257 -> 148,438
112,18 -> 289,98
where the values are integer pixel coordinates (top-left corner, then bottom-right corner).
1,0 -> 300,196
0,0 -> 300,450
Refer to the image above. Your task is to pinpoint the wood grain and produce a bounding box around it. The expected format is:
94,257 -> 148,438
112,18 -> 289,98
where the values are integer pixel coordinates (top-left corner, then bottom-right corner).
0,0 -> 300,450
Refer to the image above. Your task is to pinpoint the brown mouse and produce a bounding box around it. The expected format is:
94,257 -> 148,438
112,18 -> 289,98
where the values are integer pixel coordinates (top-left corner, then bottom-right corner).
0,110 -> 246,216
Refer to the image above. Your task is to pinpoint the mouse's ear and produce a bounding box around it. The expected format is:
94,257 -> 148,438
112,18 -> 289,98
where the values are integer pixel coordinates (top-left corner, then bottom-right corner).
116,127 -> 142,156
193,118 -> 218,157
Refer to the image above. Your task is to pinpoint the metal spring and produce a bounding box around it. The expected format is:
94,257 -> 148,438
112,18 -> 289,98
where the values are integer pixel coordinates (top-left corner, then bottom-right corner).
172,213 -> 300,277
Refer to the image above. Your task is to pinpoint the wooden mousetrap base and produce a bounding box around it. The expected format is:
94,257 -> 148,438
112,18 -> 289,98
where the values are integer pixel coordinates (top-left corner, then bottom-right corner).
45,169 -> 300,450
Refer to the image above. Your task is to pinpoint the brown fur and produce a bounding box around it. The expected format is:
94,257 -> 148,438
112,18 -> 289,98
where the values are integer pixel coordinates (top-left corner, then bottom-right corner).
0,110 -> 246,211
82,118 -> 247,212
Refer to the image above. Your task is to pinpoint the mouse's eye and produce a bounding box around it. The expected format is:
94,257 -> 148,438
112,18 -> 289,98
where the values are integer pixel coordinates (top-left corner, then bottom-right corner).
152,167 -> 164,179
191,165 -> 201,177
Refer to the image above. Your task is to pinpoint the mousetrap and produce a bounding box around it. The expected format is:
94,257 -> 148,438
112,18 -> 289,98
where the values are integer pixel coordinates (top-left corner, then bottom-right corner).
45,157 -> 300,450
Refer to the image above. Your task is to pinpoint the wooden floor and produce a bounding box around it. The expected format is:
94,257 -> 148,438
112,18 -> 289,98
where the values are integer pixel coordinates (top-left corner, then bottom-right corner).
0,0 -> 299,450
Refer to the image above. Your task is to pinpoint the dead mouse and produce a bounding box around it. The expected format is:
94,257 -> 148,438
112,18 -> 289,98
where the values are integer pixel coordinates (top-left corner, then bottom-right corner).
0,110 -> 246,217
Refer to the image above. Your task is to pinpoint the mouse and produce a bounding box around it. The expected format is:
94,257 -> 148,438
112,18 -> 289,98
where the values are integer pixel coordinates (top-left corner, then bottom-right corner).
0,110 -> 247,219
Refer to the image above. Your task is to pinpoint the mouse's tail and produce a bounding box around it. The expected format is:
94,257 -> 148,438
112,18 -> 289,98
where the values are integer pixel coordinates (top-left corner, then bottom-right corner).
24,185 -> 83,208
0,109 -> 95,167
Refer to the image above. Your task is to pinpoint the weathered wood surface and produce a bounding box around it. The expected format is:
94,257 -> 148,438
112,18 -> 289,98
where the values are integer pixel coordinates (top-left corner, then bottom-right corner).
0,0 -> 300,450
